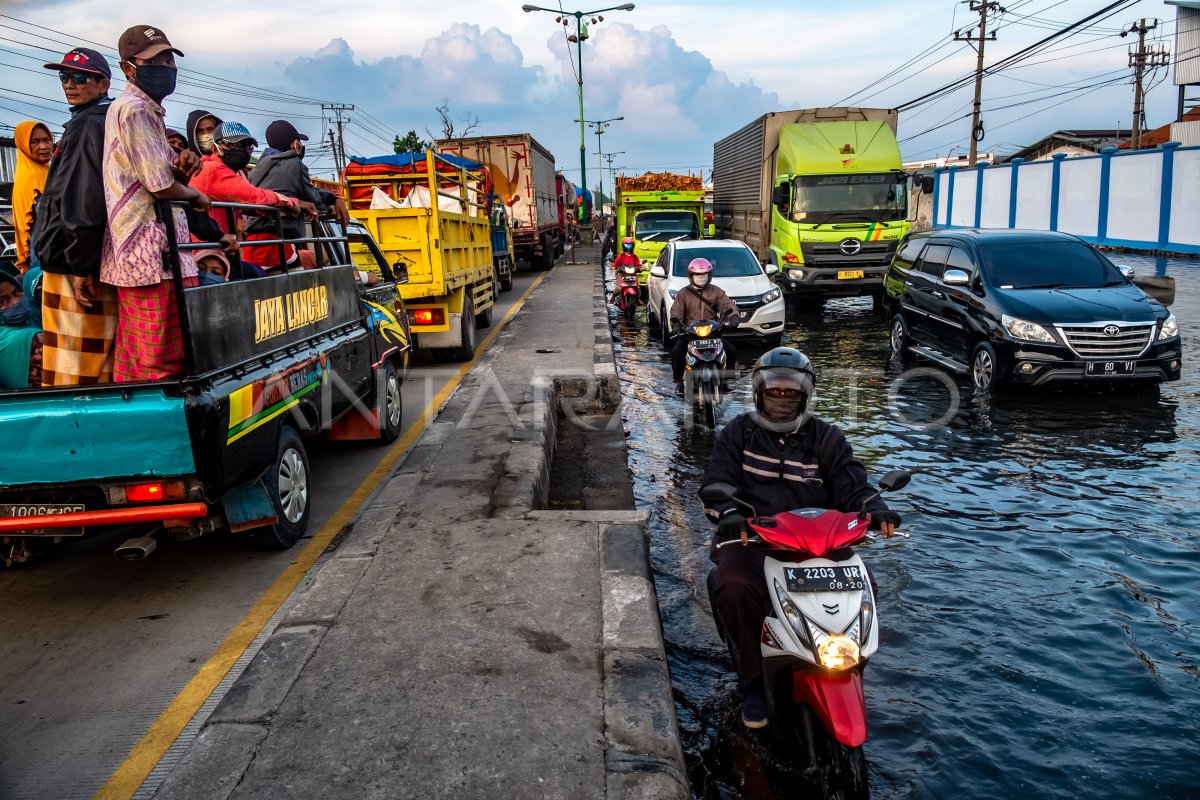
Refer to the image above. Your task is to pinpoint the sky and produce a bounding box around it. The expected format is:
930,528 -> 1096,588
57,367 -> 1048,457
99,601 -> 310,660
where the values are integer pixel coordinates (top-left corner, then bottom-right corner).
0,0 -> 1188,188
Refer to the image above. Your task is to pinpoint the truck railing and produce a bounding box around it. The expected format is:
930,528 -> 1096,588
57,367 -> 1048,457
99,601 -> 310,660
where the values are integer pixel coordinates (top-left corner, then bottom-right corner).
159,199 -> 364,379
344,151 -> 492,219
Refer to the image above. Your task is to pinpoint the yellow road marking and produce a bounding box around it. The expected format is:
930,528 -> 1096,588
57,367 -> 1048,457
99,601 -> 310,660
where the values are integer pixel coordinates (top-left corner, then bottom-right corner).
95,272 -> 548,800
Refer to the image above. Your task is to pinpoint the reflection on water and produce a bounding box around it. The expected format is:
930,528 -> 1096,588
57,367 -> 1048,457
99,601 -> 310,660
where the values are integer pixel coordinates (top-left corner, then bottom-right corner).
611,254 -> 1200,799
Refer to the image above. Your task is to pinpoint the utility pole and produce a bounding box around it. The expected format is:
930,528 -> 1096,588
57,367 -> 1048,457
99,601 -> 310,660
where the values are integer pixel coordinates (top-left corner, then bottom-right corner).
1122,19 -> 1169,150
600,151 -> 624,216
322,103 -> 354,175
955,1 -> 1002,167
579,116 -> 623,217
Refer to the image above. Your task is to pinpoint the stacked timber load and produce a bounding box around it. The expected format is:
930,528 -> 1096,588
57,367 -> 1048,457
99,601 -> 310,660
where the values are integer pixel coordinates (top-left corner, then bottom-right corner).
615,172 -> 704,192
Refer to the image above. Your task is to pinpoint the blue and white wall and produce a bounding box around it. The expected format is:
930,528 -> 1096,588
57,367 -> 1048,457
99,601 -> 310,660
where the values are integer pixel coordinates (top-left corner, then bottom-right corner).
932,143 -> 1200,254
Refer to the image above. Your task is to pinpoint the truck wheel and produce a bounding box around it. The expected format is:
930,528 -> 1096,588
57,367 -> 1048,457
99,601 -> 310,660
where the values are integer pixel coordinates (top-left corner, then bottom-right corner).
499,260 -> 514,292
449,298 -> 478,361
871,289 -> 885,316
376,361 -> 403,445
475,285 -> 494,329
539,236 -> 555,271
248,426 -> 311,549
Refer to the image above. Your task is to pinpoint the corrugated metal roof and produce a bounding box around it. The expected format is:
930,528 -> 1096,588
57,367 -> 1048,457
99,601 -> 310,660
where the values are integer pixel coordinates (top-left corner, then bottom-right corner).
1165,1 -> 1200,9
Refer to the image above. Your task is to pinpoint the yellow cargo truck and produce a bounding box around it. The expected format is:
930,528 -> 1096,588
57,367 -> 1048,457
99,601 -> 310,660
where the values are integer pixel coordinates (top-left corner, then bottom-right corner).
343,151 -> 496,361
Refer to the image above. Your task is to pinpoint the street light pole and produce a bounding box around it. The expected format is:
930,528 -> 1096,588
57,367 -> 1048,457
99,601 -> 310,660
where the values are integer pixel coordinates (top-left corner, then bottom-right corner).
577,116 -> 622,216
522,3 -> 634,223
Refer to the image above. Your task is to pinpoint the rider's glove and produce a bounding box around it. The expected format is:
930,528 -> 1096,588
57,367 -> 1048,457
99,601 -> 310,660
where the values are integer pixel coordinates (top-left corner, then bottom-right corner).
670,322 -> 683,338
868,509 -> 902,530
716,512 -> 747,541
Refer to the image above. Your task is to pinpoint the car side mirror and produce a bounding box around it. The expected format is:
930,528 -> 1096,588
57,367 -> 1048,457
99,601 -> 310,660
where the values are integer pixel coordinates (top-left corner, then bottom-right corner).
771,185 -> 790,209
765,263 -> 779,275
942,268 -> 970,286
1117,264 -> 1135,279
650,265 -> 667,279
878,470 -> 911,492
699,482 -> 737,503
393,261 -> 409,285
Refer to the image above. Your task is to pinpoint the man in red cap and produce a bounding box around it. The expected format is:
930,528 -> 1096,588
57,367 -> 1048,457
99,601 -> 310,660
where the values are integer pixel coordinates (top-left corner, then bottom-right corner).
35,47 -> 117,385
102,25 -> 210,382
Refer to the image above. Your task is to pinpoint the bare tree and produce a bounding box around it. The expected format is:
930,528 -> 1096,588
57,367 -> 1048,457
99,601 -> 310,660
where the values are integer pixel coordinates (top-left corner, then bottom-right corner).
425,98 -> 481,141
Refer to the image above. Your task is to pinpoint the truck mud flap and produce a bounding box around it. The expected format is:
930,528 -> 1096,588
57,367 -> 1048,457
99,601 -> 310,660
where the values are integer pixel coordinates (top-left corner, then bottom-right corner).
223,481 -> 278,533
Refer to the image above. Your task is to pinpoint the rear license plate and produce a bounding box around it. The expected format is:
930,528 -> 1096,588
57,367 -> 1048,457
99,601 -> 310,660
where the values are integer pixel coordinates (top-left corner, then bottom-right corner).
837,270 -> 865,280
1085,361 -> 1136,376
784,565 -> 868,592
0,503 -> 85,517
0,504 -> 86,537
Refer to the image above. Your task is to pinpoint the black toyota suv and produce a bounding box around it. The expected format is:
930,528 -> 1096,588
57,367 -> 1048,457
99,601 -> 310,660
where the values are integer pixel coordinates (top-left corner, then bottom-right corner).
884,229 -> 1181,391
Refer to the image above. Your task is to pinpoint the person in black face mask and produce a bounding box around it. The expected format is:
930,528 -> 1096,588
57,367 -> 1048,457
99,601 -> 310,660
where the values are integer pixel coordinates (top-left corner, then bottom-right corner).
192,121 -> 303,247
699,347 -> 901,729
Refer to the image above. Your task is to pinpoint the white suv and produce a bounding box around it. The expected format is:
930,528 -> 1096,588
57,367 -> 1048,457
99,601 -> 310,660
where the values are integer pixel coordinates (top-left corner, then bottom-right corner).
646,239 -> 786,348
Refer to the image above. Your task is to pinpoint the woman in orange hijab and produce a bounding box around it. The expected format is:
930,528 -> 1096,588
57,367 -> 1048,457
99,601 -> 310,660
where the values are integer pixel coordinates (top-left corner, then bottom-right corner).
12,121 -> 55,272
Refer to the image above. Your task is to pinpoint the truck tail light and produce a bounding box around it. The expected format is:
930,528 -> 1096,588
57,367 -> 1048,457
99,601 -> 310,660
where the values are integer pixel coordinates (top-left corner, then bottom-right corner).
411,308 -> 445,327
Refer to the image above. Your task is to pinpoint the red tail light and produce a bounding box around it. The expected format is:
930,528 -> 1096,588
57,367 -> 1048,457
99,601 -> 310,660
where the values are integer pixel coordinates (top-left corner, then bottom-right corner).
124,481 -> 186,503
411,308 -> 445,327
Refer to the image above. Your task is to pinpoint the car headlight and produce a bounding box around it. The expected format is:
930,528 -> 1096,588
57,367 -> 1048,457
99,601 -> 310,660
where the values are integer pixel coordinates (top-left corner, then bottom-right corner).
773,579 -> 812,649
762,288 -> 782,304
1002,314 -> 1055,343
818,635 -> 861,670
668,288 -> 679,299
1159,313 -> 1178,340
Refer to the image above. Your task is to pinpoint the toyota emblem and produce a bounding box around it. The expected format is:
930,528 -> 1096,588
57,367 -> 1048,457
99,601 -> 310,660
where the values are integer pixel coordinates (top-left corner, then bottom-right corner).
839,238 -> 863,256
1103,325 -> 1120,336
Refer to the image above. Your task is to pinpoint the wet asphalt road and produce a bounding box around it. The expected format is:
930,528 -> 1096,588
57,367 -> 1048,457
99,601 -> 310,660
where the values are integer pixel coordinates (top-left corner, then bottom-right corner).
608,254 -> 1200,799
0,270 -> 540,800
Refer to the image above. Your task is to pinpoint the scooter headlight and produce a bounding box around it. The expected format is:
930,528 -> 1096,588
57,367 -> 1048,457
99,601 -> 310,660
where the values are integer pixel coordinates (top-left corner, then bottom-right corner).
693,324 -> 712,338
773,579 -> 812,649
818,635 -> 861,671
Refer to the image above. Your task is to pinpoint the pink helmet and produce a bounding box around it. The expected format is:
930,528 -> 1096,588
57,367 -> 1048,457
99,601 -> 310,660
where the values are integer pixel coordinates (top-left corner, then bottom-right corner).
687,257 -> 713,275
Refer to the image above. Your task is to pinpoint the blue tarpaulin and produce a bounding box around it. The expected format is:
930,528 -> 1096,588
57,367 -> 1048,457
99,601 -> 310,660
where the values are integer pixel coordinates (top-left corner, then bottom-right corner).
348,153 -> 484,171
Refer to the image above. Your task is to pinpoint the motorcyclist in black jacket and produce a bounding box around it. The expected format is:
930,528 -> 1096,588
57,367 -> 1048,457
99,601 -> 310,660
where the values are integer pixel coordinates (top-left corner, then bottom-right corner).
700,347 -> 900,728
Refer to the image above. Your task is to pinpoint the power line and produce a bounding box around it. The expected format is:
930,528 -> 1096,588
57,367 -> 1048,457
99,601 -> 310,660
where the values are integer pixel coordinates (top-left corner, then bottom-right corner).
897,0 -> 1138,112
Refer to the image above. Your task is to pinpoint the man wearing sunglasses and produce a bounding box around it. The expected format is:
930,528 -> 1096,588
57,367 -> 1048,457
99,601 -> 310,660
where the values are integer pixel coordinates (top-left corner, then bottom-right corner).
34,47 -> 118,385
700,347 -> 902,728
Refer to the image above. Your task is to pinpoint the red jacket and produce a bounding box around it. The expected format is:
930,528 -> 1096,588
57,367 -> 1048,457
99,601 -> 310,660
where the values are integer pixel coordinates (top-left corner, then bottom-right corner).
612,252 -> 640,269
192,155 -> 296,233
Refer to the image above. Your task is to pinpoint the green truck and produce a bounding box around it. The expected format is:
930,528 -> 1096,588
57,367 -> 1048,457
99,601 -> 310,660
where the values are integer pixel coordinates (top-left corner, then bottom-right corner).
713,108 -> 908,308
614,174 -> 706,296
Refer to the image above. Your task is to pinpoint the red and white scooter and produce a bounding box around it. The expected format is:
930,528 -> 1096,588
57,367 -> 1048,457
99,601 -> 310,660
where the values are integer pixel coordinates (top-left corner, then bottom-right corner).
702,470 -> 911,799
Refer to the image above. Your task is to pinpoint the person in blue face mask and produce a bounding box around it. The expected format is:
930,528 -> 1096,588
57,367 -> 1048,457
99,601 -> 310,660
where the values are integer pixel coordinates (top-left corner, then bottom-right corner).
0,263 -> 43,389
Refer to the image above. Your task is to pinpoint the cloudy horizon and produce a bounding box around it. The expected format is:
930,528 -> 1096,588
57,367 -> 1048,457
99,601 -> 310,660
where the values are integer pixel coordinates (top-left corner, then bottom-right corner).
0,0 -> 1186,188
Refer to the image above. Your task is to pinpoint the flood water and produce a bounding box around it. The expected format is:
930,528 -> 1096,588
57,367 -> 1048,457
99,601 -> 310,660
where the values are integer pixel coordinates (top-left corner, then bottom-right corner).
608,254 -> 1200,799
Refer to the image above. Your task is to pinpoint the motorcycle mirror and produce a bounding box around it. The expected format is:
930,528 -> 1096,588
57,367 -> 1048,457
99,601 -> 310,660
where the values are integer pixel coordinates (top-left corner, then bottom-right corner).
699,482 -> 737,503
878,470 -> 911,492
